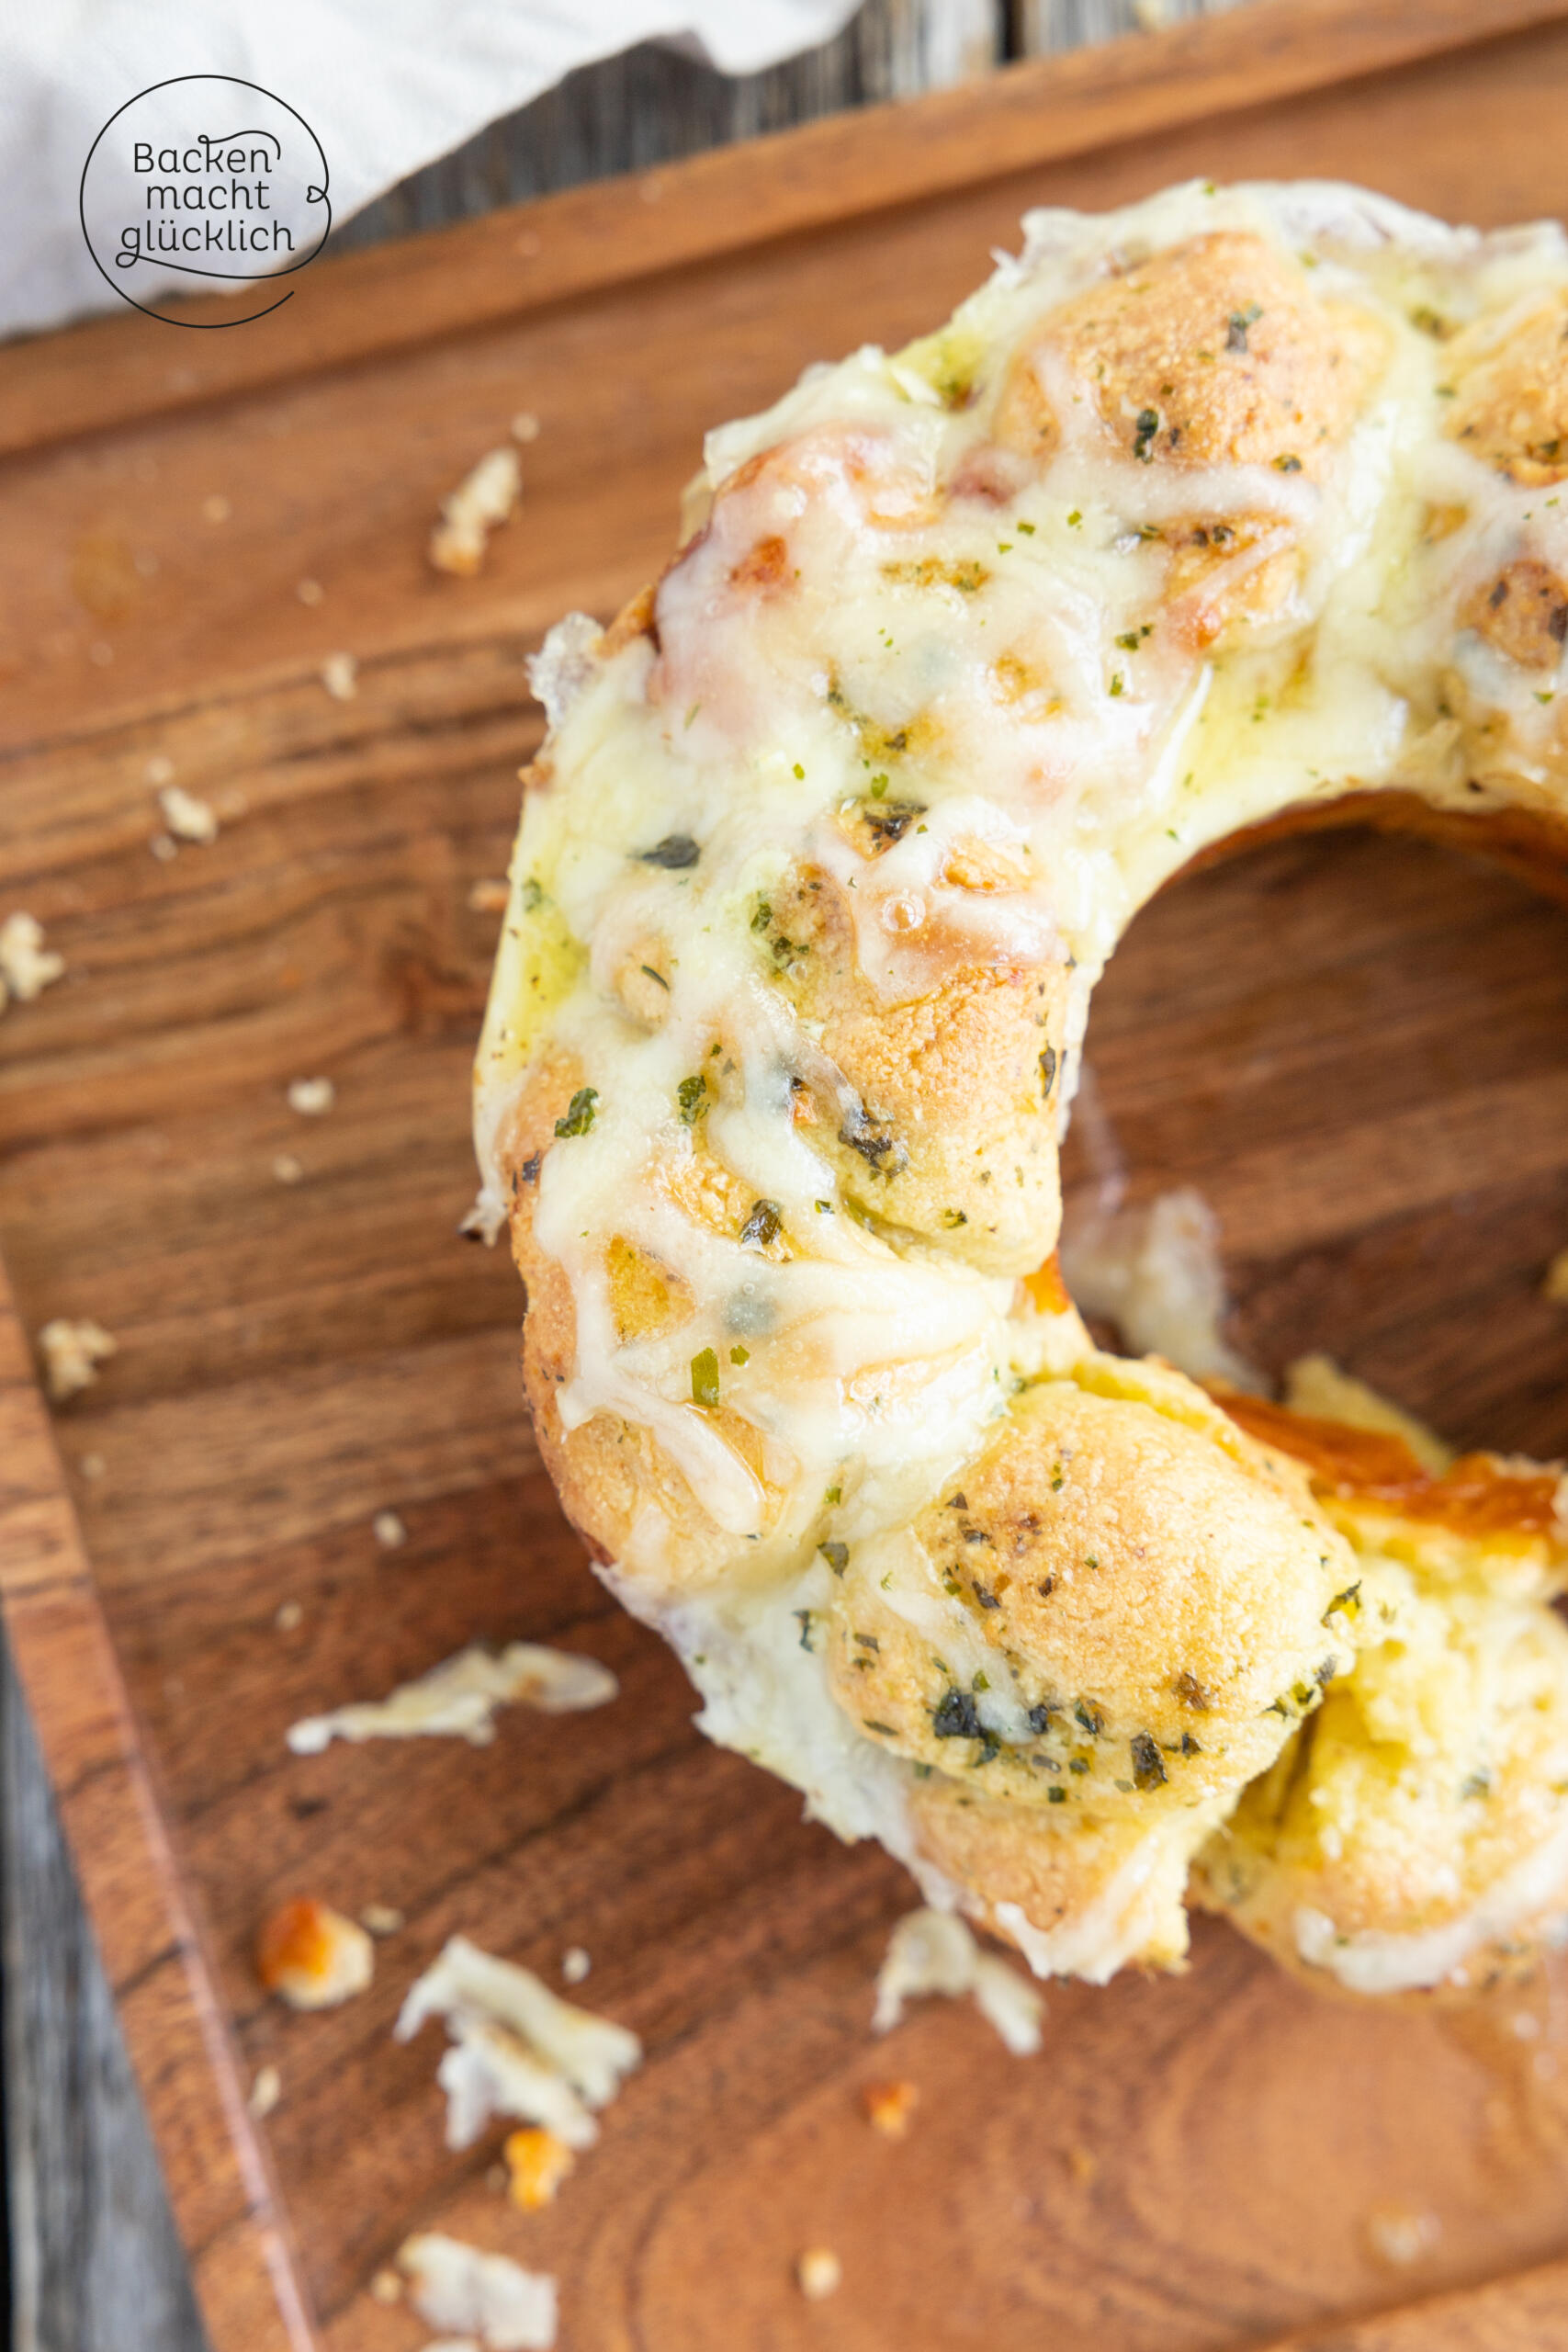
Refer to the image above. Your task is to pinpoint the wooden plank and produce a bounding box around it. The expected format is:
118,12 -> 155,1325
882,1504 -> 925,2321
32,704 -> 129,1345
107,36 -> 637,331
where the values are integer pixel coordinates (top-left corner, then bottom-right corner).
0,0 -> 1560,463
6,9 -> 1568,2348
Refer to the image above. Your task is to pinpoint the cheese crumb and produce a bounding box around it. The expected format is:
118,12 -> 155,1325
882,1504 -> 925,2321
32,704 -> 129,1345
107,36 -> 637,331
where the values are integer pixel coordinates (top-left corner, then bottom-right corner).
468,878 -> 511,914
796,2247 -> 842,2301
1365,2202 -> 1441,2267
511,413 -> 541,444
287,1642 -> 616,1754
145,753 -> 175,786
862,2077 -> 919,2138
36,1317 -> 118,1403
361,1902 -> 405,1937
369,2268 -> 403,2305
256,1898 -> 374,2010
0,912 -> 66,1010
150,833 -> 178,863
158,784 -> 218,844
397,2233 -> 556,2351
287,1076 -> 335,1116
873,1908 -> 1044,2056
395,1933 -> 641,2152
248,2064 -> 282,2118
560,1947 -> 591,1986
275,1600 -> 303,1632
321,652 -> 358,702
273,1152 -> 305,1185
373,1509 -> 408,1549
1545,1248 -> 1568,1306
430,448 -> 522,577
504,2126 -> 575,2211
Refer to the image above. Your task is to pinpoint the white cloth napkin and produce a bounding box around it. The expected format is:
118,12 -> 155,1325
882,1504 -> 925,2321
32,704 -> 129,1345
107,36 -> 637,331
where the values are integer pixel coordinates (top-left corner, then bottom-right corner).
0,0 -> 860,342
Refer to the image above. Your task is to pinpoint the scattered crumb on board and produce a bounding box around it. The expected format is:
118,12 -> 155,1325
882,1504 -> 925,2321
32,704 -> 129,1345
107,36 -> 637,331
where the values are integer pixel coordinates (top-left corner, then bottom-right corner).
275,1600 -> 303,1633
247,2064 -> 282,2119
862,2078 -> 919,2139
504,2127 -> 575,2211
373,1508 -> 408,1549
468,877 -> 511,913
35,1317 -> 117,1403
1365,2202 -> 1441,2267
511,412 -> 540,444
256,1898 -> 374,2010
395,1933 -> 641,2153
321,651 -> 358,701
361,1903 -> 405,1937
560,1947 -> 591,1987
874,1908 -> 1043,2056
796,2247 -> 842,2301
429,447 -> 522,577
396,2231 -> 558,2351
0,911 -> 65,1012
158,783 -> 218,844
287,1641 -> 617,1753
1545,1248 -> 1568,1306
273,1152 -> 305,1185
296,576 -> 324,605
287,1076 -> 335,1116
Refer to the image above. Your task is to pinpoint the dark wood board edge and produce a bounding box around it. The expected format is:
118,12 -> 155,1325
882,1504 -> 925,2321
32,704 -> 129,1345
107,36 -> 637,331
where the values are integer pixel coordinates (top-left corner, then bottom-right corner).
0,1251 -> 313,2352
2,0 -> 1566,463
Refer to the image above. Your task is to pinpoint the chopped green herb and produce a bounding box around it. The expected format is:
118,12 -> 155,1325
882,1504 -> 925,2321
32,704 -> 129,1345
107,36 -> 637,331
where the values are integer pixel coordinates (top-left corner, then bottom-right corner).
520,876 -> 544,912
1109,673 -> 1124,698
729,1344 -> 750,1366
1018,520 -> 1036,535
554,1087 -> 599,1138
750,898 -> 772,933
932,1689 -> 983,1740
824,1485 -> 841,1506
1274,454 -> 1303,474
1324,1582 -> 1361,1624
1074,1700 -> 1105,1737
640,964 -> 670,989
677,1073 -> 709,1125
869,773 -> 890,799
819,1539 -> 849,1575
795,1609 -> 815,1653
1130,1732 -> 1168,1791
1133,407 -> 1160,462
637,833 -> 700,869
1066,509 -> 1082,527
691,1348 -> 721,1408
793,762 -> 805,779
1047,1784 -> 1067,1804
739,1198 -> 783,1250
1226,301 -> 1262,353
942,1207 -> 969,1227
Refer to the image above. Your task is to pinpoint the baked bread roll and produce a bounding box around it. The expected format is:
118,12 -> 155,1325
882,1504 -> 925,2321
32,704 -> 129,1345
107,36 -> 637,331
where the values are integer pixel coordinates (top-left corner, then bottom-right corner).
475,180 -> 1568,1989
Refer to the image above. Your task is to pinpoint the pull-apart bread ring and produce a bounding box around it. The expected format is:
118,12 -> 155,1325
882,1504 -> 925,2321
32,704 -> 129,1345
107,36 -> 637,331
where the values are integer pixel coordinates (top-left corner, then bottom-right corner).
475,182 -> 1568,1993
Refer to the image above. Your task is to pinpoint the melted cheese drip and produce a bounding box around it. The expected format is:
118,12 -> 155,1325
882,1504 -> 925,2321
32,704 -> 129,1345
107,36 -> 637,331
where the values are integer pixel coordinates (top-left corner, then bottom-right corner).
476,180 -> 1568,1981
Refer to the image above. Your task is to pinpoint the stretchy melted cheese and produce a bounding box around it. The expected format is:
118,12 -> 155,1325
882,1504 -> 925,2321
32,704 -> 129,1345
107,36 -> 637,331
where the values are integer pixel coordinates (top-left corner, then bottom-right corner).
477,182 -> 1568,1990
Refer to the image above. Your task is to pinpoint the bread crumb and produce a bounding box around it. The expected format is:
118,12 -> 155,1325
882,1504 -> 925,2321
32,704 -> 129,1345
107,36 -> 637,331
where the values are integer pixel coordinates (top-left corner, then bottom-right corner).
78,1452 -> 106,1481
145,753 -> 175,786
273,1152 -> 305,1185
296,577 -> 324,606
796,2247 -> 841,2301
256,1898 -> 374,2010
373,1509 -> 408,1549
321,651 -> 358,702
430,447 -> 522,577
560,1947 -> 591,1986
395,1933 -> 641,2153
248,2064 -> 281,2118
36,1317 -> 117,1403
287,1077 -> 335,1116
511,413 -> 541,444
369,2267 -> 403,2305
397,2231 -> 557,2349
468,878 -> 511,914
360,1902 -> 405,1937
202,493 -> 231,524
275,1600 -> 303,1632
504,2126 -> 575,2211
862,2078 -> 918,2138
1064,2143 -> 1098,2184
874,1908 -> 1044,2056
158,784 -> 218,845
1545,1248 -> 1568,1305
0,911 -> 66,1010
288,1642 -> 617,1753
150,832 -> 178,863
1365,2202 -> 1440,2267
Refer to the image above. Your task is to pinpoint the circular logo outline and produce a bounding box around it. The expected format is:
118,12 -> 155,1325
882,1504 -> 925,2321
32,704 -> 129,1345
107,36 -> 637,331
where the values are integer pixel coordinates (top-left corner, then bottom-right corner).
79,74 -> 332,329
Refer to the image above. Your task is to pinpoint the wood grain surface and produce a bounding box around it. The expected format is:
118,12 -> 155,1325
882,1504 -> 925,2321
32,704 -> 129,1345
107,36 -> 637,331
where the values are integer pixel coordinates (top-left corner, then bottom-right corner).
5,3 -> 1568,2345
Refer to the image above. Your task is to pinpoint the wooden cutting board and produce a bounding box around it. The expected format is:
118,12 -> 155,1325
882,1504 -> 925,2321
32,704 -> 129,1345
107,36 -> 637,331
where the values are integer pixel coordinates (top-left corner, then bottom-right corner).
6,4 -> 1568,2344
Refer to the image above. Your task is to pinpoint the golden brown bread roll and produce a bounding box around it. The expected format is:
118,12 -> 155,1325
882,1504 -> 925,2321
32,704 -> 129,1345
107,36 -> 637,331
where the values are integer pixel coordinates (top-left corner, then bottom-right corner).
476,180 -> 1568,1988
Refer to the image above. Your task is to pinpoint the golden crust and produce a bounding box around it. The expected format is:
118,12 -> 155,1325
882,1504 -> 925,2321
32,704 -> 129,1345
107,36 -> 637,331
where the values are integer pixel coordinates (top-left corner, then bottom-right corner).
1448,290 -> 1568,485
822,1365 -> 1353,1821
